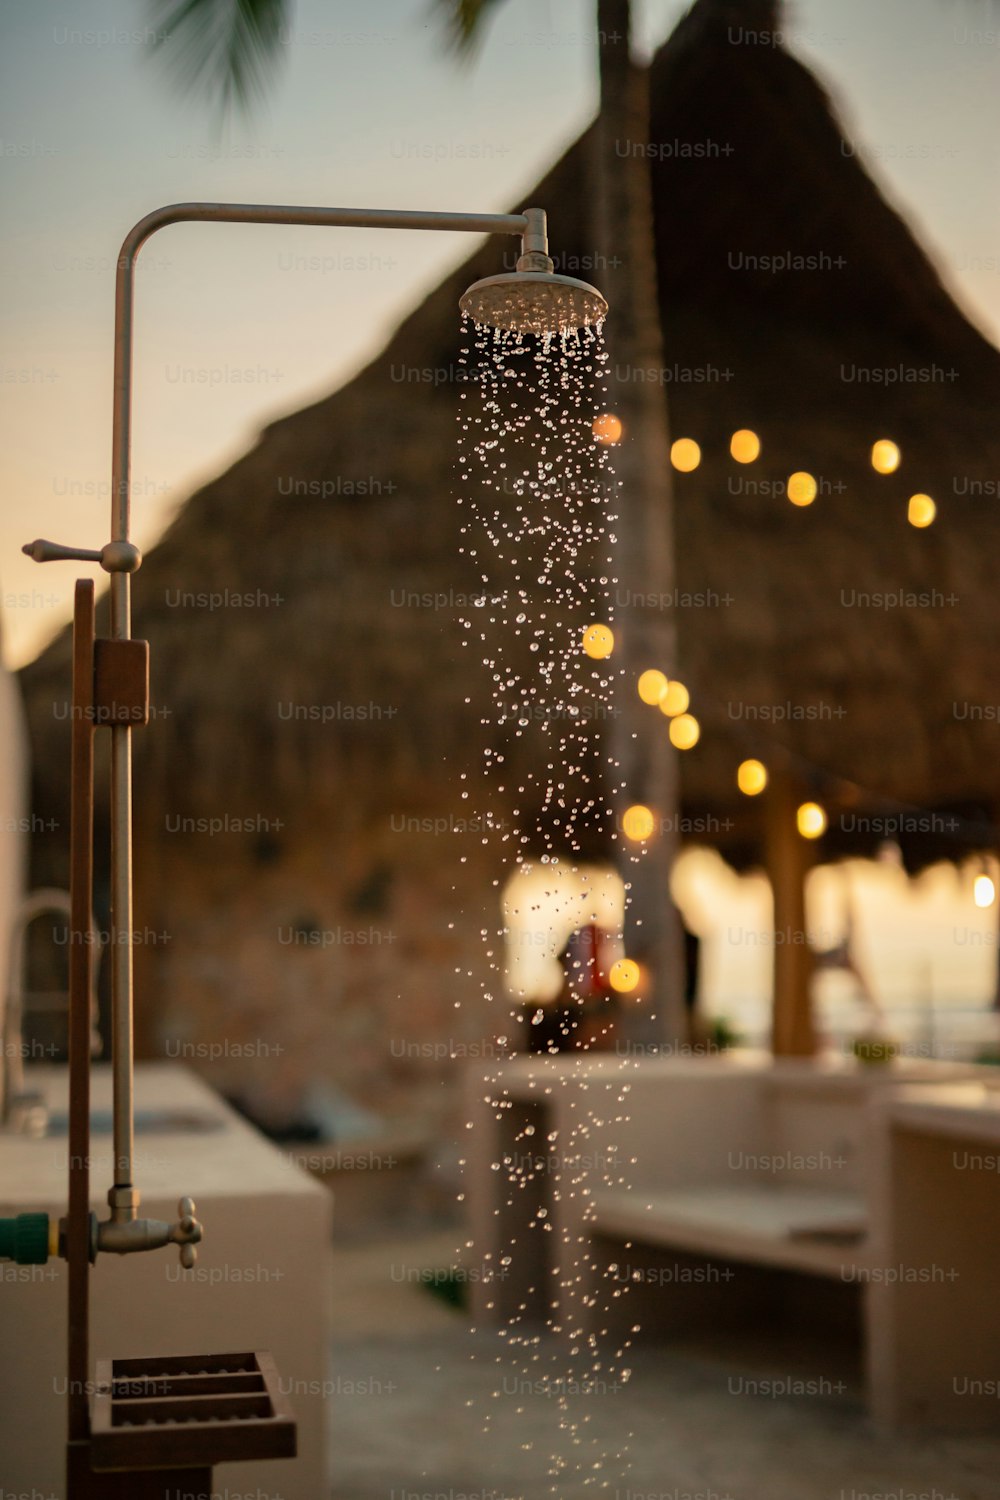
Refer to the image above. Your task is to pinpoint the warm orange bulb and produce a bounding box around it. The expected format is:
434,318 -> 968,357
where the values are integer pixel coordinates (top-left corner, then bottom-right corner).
730,429 -> 761,464
737,759 -> 768,796
907,493 -> 936,528
609,958 -> 641,993
593,413 -> 623,445
797,802 -> 827,839
623,805 -> 656,841
582,623 -> 614,659
658,681 -> 690,717
787,472 -> 817,507
637,669 -> 669,706
871,440 -> 901,475
669,713 -> 700,750
670,438 -> 702,472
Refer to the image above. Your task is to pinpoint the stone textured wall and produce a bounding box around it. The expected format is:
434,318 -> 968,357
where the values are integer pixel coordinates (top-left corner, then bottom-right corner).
132,803 -> 509,1141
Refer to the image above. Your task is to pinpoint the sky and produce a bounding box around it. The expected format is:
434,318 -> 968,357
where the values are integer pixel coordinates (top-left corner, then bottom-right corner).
1,0 -> 998,668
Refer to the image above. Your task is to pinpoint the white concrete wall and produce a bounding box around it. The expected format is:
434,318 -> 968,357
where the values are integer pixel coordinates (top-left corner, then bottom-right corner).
0,611 -> 30,1110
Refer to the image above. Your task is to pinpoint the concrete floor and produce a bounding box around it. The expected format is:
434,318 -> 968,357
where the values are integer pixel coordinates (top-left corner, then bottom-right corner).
328,1231 -> 1000,1500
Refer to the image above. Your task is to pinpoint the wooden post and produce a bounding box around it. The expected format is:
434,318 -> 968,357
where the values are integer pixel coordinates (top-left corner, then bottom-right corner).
67,580 -> 96,1449
766,768 -> 817,1056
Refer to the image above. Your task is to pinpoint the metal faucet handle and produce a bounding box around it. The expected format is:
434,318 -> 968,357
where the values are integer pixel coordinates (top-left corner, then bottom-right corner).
22,538 -> 103,564
169,1196 -> 203,1269
22,538 -> 142,573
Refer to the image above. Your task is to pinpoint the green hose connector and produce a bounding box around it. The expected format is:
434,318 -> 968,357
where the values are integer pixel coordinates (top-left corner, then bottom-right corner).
0,1213 -> 51,1265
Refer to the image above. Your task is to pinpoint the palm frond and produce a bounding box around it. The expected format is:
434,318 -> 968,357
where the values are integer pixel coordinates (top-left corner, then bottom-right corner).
147,0 -> 289,114
432,0 -> 507,58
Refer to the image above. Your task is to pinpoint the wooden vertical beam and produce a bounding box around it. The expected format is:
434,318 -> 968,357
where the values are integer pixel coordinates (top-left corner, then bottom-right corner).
766,768 -> 817,1057
67,580 -> 96,1449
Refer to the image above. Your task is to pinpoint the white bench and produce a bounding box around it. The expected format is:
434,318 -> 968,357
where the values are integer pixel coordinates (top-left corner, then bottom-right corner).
590,1182 -> 866,1279
463,1051 -> 984,1389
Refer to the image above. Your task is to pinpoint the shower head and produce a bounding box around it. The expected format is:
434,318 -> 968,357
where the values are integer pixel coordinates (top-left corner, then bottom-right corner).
460,268 -> 608,335
460,214 -> 608,339
461,208 -> 607,334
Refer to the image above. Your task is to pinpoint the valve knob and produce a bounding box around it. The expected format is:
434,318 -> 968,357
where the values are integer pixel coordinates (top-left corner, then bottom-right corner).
173,1196 -> 202,1269
22,538 -> 102,564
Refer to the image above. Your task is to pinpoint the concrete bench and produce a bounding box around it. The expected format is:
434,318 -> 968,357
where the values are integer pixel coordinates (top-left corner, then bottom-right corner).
590,1182 -> 867,1279
463,1050 -> 985,1409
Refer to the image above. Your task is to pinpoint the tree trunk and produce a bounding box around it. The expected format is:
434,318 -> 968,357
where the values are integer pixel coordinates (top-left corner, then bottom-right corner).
594,0 -> 685,1044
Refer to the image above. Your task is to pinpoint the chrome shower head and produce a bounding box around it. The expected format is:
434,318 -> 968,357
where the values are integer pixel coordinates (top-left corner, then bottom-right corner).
460,214 -> 607,337
459,208 -> 607,333
460,268 -> 608,335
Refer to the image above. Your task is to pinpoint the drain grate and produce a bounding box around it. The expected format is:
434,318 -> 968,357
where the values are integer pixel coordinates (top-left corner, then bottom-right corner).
90,1350 -> 296,1470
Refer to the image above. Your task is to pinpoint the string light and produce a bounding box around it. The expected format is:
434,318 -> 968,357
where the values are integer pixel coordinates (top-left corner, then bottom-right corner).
730,429 -> 761,463
737,759 -> 768,796
908,493 -> 936,528
623,805 -> 656,841
658,429 -> 949,536
797,802 -> 827,839
582,623 -> 614,659
593,413 -> 623,445
670,438 -> 701,472
669,713 -> 700,750
658,680 -> 690,717
787,472 -> 818,507
609,958 -> 641,993
871,439 -> 901,474
637,669 -> 669,705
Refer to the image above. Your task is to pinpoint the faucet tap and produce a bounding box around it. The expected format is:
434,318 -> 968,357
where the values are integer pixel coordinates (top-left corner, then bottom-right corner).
93,1196 -> 202,1268
5,1197 -> 203,1270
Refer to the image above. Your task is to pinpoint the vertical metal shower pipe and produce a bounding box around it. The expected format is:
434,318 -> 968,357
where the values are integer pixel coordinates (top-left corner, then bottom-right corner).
105,201 -> 538,1214
108,233 -> 138,1217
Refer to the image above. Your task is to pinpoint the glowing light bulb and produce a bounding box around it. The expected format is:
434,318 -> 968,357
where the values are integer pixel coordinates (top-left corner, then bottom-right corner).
872,440 -> 901,474
623,805 -> 656,841
974,874 -> 995,909
669,713 -> 700,750
787,472 -> 817,507
797,802 -> 827,839
609,959 -> 641,993
593,412 -> 623,445
670,438 -> 701,472
737,759 -> 768,796
637,669 -> 669,706
908,493 -> 936,528
730,429 -> 761,464
658,681 -> 690,717
582,623 -> 614,659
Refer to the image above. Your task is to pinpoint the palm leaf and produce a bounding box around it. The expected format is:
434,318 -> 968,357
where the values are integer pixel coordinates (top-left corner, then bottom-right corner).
147,0 -> 289,113
432,0 -> 508,57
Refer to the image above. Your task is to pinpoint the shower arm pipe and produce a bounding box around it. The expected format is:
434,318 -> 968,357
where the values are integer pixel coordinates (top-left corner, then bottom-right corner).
109,200 -> 546,549
36,200 -> 547,1221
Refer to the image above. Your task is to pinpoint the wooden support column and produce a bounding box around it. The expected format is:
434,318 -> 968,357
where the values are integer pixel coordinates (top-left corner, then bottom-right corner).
67,580 -> 96,1448
766,768 -> 817,1057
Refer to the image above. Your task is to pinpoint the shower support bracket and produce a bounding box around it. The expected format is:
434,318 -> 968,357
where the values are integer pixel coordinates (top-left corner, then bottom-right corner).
22,198 -> 548,1223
